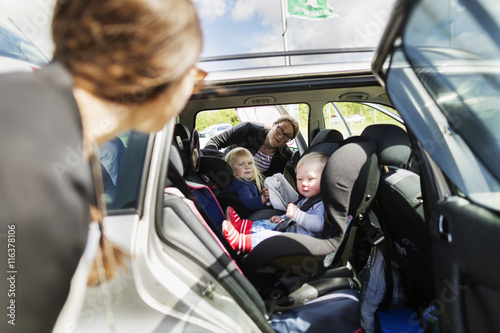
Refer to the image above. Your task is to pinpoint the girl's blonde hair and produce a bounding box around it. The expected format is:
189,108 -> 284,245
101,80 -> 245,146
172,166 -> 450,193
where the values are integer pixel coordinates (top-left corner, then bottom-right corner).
225,147 -> 264,192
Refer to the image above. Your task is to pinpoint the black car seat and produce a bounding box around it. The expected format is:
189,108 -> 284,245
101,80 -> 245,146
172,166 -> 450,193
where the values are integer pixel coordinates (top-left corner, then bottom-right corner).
197,155 -> 234,195
311,128 -> 344,145
168,126 -> 226,228
197,154 -> 269,219
361,124 -> 434,306
243,136 -> 380,309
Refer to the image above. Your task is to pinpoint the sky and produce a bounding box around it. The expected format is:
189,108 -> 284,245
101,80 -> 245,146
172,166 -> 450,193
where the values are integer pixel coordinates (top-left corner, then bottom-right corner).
192,0 -> 395,56
0,0 -> 396,61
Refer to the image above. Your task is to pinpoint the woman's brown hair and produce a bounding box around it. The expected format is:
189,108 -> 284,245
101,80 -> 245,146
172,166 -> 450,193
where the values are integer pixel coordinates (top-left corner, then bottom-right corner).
52,0 -> 202,104
273,115 -> 300,140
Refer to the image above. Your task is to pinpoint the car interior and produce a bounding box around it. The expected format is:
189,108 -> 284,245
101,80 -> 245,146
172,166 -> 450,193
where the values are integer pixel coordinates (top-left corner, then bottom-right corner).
153,60 -> 434,329
87,0 -> 500,331
97,60 -> 440,332
96,52 -> 437,330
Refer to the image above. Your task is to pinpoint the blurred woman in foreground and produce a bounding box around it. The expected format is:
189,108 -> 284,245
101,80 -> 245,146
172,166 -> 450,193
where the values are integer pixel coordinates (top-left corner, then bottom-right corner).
0,0 -> 203,332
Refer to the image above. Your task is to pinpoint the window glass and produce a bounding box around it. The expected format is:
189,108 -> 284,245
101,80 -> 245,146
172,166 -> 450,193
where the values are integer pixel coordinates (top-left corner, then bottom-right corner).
323,102 -> 403,137
402,0 -> 500,200
0,25 -> 48,66
99,131 -> 150,212
195,104 -> 308,150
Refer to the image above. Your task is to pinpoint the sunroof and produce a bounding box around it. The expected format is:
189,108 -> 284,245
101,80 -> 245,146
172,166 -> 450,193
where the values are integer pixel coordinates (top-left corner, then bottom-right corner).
193,0 -> 396,62
198,48 -> 377,72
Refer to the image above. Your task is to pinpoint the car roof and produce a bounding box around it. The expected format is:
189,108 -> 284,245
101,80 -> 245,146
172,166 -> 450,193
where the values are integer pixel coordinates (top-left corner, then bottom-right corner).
181,52 -> 388,127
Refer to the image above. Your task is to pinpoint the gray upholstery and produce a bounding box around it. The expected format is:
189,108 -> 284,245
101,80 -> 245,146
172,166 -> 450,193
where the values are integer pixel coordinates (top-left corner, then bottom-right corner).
244,137 -> 380,273
311,129 -> 344,146
361,124 -> 410,167
362,124 -> 434,304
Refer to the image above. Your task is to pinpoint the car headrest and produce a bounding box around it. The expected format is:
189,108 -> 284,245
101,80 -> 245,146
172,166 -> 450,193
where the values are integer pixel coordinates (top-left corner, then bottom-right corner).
169,143 -> 185,177
361,124 -> 411,167
311,129 -> 344,146
321,138 -> 379,240
174,123 -> 190,143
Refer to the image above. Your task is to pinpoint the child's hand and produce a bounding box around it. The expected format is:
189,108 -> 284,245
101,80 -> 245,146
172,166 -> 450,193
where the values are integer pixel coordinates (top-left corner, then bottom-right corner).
263,187 -> 269,200
261,187 -> 269,204
269,215 -> 281,223
286,203 -> 298,219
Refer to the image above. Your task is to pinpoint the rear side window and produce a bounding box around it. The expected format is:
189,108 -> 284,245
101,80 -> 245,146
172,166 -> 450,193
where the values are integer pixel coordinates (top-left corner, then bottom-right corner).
195,104 -> 309,149
323,102 -> 403,137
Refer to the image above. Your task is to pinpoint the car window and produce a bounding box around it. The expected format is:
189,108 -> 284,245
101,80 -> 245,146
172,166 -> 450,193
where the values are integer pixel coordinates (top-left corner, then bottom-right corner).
0,25 -> 48,66
323,102 -> 403,137
401,0 -> 500,202
195,104 -> 308,150
99,131 -> 151,212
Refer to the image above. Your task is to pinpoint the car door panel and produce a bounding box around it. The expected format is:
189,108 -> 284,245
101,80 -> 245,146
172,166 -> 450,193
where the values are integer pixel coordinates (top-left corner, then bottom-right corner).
429,196 -> 500,333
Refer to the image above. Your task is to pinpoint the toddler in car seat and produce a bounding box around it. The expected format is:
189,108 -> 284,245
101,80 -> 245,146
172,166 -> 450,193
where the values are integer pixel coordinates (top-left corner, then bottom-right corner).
223,152 -> 327,253
223,147 -> 270,211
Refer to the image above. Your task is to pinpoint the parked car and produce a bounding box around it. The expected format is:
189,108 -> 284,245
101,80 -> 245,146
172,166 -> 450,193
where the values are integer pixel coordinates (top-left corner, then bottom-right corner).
0,21 -> 49,73
346,114 -> 366,123
58,0 -> 500,332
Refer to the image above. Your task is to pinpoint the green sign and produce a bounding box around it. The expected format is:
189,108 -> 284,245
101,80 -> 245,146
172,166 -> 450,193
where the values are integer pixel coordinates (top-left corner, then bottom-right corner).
287,0 -> 337,19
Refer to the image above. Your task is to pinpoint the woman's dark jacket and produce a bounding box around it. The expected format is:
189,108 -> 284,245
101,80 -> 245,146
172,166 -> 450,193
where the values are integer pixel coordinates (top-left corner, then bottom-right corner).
204,122 -> 292,177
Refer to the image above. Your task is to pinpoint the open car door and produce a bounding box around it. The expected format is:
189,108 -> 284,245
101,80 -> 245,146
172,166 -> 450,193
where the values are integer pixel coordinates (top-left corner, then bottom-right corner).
374,0 -> 500,331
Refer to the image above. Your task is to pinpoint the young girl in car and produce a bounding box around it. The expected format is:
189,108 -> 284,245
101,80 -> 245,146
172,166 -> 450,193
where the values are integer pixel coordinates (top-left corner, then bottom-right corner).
223,152 -> 327,253
223,147 -> 270,212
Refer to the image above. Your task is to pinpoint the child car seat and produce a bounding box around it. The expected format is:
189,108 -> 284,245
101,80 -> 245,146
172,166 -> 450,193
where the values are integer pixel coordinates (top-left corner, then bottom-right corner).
243,137 -> 380,309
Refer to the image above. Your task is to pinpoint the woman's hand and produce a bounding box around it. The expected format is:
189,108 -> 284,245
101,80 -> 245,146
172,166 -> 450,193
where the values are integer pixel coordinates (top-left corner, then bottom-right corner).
286,203 -> 299,219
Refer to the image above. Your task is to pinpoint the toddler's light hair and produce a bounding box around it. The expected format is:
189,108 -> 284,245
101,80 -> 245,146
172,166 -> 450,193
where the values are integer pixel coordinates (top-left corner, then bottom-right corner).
296,152 -> 328,173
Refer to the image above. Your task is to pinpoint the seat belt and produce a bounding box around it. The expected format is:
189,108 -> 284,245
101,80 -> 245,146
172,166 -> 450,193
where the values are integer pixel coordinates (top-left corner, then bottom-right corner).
369,201 -> 430,310
273,195 -> 322,231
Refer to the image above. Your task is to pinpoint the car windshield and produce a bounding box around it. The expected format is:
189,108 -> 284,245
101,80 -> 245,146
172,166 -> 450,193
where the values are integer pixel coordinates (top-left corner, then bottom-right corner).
194,0 -> 396,71
401,0 -> 500,200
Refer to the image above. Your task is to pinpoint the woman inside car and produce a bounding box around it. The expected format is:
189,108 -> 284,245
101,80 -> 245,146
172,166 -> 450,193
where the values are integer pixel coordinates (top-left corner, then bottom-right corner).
203,115 -> 300,177
0,0 -> 203,332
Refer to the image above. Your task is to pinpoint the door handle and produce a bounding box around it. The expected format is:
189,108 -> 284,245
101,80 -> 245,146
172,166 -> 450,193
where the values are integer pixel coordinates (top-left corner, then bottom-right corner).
438,214 -> 453,243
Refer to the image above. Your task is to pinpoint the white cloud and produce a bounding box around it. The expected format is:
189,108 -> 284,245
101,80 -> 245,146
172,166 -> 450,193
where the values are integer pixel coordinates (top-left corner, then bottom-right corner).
229,0 -> 395,53
249,29 -> 284,53
232,0 -> 281,26
192,0 -> 228,22
232,0 -> 256,21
